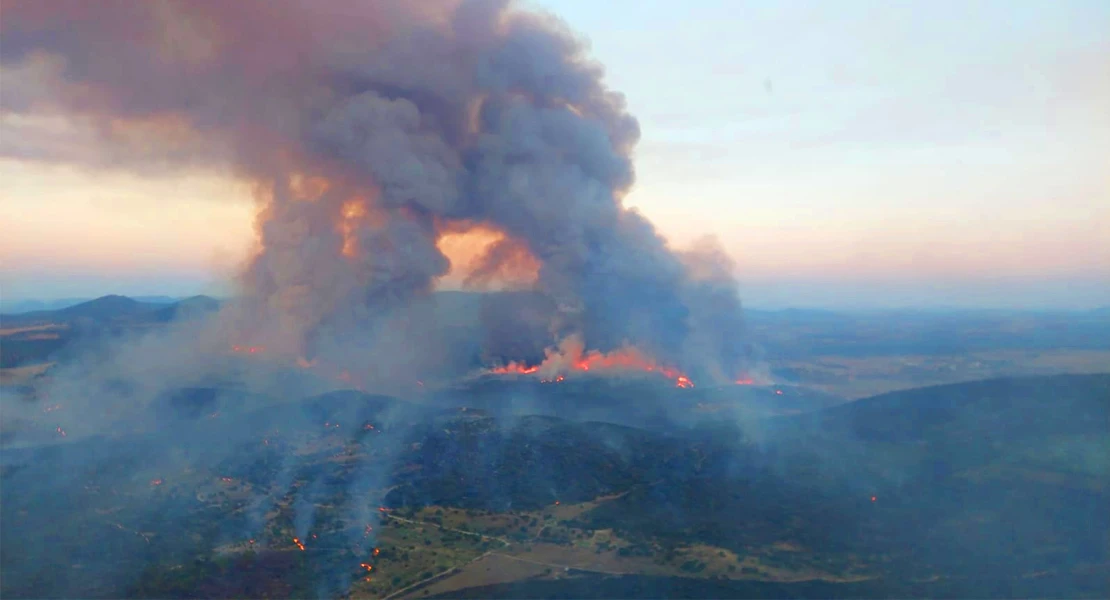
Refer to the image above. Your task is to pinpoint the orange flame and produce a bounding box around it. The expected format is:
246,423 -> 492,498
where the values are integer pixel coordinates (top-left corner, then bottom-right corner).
437,224 -> 540,290
340,198 -> 369,258
489,362 -> 539,375
488,335 -> 694,388
293,537 -> 305,551
734,378 -> 754,385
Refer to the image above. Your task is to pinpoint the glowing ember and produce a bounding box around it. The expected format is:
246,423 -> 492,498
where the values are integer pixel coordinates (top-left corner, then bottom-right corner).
293,537 -> 305,551
231,344 -> 265,354
55,426 -> 66,437
340,198 -> 369,258
871,496 -> 877,503
150,479 -> 163,486
221,477 -> 233,483
373,548 -> 380,556
775,389 -> 784,395
490,362 -> 539,375
360,563 -> 374,572
734,378 -> 754,385
675,376 -> 694,389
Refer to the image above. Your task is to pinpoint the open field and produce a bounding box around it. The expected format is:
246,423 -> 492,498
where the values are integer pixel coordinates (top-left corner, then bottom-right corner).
776,349 -> 1110,398
363,495 -> 882,599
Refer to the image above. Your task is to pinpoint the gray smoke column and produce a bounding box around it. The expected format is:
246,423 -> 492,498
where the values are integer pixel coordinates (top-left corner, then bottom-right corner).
0,0 -> 747,382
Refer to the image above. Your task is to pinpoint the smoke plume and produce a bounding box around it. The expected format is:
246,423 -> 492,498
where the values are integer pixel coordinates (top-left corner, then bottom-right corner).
0,0 -> 747,382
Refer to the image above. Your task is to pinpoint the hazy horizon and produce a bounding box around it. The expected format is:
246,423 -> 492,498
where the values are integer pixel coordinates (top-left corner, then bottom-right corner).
3,275 -> 1108,312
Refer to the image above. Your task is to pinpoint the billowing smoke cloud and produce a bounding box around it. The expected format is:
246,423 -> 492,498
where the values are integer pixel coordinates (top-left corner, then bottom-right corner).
0,0 -> 747,382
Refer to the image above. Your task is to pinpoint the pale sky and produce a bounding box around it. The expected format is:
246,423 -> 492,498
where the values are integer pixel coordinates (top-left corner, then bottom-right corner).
1,0 -> 1108,309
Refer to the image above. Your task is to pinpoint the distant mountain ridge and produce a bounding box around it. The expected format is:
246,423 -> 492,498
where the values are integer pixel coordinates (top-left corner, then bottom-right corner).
151,295 -> 222,323
56,295 -> 149,319
0,295 -> 224,367
1,295 -> 182,314
6,292 -> 1107,318
1,294 -> 220,325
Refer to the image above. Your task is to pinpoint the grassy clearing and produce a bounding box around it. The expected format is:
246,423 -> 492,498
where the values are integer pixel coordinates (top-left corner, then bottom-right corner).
783,350 -> 1110,399
348,511 -> 491,598
382,495 -> 878,597
406,552 -> 551,598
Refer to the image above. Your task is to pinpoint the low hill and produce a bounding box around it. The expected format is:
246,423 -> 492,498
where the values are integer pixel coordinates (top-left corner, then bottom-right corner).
151,295 -> 221,322
787,373 -> 1109,435
2,294 -> 162,326
1,366 -> 1106,598
762,373 -> 1110,485
57,295 -> 153,319
580,374 -> 1108,593
0,295 -> 220,367
429,377 -> 845,432
0,297 -> 93,314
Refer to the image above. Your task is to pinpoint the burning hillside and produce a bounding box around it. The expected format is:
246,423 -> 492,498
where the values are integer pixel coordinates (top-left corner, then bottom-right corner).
488,335 -> 696,388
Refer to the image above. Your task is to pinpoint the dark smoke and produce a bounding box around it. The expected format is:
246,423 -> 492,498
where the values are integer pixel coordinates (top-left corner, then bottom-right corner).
0,0 -> 747,382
